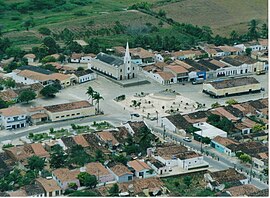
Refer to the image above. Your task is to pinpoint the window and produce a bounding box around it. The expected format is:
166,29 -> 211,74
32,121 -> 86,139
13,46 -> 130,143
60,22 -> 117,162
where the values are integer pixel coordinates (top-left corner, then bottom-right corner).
128,67 -> 130,70
76,113 -> 80,115
133,67 -> 134,70
71,114 -> 75,116
66,114 -> 70,117
24,77 -> 27,80
61,115 -> 65,118
128,176 -> 132,181
120,69 -> 122,72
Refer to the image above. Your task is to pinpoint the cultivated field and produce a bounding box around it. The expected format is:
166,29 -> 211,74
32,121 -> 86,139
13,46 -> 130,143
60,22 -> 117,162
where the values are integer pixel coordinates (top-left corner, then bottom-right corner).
153,0 -> 268,36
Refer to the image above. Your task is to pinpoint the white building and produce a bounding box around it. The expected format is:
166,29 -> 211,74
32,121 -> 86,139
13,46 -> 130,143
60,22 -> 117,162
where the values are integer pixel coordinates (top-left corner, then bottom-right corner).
193,122 -> 227,140
234,39 -> 268,52
89,43 -> 137,80
0,106 -> 27,130
127,159 -> 155,178
74,69 -> 96,83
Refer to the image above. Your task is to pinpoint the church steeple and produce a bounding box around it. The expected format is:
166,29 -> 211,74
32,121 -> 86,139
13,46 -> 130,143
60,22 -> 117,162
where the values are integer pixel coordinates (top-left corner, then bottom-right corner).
124,42 -> 131,64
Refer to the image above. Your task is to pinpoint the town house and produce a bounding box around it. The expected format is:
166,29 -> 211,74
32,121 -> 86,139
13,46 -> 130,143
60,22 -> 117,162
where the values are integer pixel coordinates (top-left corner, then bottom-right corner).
0,106 -> 27,130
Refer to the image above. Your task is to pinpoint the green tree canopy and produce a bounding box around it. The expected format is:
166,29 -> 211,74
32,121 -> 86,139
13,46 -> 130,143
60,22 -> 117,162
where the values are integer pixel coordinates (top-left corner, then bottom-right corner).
77,172 -> 97,188
18,89 -> 36,103
49,145 -> 67,169
40,85 -> 59,98
108,183 -> 119,196
27,155 -> 46,171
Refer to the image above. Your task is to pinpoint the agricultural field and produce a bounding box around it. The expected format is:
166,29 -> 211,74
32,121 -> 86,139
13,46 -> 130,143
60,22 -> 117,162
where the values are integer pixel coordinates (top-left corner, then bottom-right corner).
153,0 -> 268,36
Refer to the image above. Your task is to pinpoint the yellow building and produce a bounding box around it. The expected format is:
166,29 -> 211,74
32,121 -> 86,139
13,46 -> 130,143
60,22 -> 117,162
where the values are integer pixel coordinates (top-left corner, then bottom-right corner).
202,77 -> 261,97
44,101 -> 95,122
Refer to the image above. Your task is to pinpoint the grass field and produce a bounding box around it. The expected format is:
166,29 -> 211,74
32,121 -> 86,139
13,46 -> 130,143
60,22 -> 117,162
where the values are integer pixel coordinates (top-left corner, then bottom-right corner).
1,0 -> 267,49
153,0 -> 268,36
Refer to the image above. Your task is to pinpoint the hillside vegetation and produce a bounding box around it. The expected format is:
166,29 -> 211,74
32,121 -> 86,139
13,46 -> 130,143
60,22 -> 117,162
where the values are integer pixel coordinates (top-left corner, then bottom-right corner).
0,0 -> 267,50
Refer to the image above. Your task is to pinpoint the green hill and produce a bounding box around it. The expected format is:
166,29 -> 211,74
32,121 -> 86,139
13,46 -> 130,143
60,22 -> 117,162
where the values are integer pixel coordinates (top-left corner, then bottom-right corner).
0,0 -> 267,50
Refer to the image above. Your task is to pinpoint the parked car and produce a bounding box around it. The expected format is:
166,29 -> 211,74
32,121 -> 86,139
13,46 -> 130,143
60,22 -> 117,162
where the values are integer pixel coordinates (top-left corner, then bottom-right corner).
131,113 -> 140,117
183,137 -> 192,142
192,79 -> 204,85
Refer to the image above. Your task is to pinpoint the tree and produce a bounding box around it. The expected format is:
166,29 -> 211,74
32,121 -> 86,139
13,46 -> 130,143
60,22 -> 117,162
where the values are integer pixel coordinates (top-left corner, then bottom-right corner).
69,190 -> 98,197
92,91 -> 104,114
77,172 -> 97,188
95,149 -> 104,162
23,18 -> 34,31
43,37 -> 59,54
38,27 -> 51,35
245,48 -> 252,56
252,124 -> 266,132
261,23 -> 268,39
5,46 -> 23,59
225,99 -> 238,105
239,153 -> 252,163
27,155 -> 45,171
49,145 -> 67,169
86,86 -> 95,103
68,145 -> 92,166
183,176 -> 192,187
108,183 -> 119,196
248,19 -> 260,40
68,41 -> 83,53
211,102 -> 221,108
18,90 -> 36,104
41,56 -> 57,64
230,30 -> 239,42
40,85 -> 59,98
0,98 -> 8,109
77,67 -> 84,71
207,114 -> 221,123
112,154 -> 128,165
58,54 -> 66,63
3,78 -> 16,88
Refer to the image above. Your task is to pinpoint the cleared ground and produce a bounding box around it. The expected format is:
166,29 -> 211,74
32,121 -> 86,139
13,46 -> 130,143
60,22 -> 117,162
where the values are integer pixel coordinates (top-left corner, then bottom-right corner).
153,0 -> 268,36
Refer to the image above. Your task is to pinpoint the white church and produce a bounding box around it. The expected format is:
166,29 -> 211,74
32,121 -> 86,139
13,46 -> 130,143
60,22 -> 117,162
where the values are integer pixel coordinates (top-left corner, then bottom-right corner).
89,42 -> 137,80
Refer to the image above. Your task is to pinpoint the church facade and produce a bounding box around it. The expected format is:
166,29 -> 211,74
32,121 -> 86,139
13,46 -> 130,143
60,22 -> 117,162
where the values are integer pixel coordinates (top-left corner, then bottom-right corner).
89,43 -> 137,80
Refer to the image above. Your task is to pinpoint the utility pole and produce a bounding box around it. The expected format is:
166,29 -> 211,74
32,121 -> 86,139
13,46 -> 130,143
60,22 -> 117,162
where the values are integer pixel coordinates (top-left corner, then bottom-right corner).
156,111 -> 159,125
249,157 -> 253,183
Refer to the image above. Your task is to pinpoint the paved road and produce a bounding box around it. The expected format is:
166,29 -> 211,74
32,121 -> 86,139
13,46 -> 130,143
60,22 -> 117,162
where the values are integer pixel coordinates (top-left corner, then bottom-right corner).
147,120 -> 269,190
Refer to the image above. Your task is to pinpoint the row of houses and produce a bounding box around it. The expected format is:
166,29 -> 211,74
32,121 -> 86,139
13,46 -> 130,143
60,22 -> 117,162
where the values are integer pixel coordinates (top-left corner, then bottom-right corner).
0,100 -> 95,130
143,55 -> 265,85
6,65 -> 96,88
161,98 -> 268,171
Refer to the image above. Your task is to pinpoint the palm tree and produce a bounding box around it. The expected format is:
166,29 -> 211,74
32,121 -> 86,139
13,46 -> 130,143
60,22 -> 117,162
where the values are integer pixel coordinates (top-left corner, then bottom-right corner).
86,86 -> 95,104
92,92 -> 104,114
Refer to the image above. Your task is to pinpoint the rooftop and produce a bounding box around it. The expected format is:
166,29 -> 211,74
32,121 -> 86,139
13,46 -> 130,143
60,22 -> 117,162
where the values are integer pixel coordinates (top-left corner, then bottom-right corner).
72,135 -> 89,147
85,162 -> 110,177
110,164 -> 132,177
74,69 -> 94,77
128,160 -> 150,172
36,178 -> 61,193
0,106 -> 26,117
165,113 -> 192,130
127,121 -> 148,135
25,184 -> 45,196
175,151 -> 201,160
52,168 -> 80,183
129,47 -> 154,59
96,131 -> 119,146
44,100 -> 92,113
156,71 -> 175,80
210,168 -> 246,184
165,65 -> 189,74
208,77 -> 260,89
0,89 -> 18,102
96,53 -> 124,67
212,136 -> 238,147
212,107 -> 238,121
155,143 -> 188,159
193,122 -> 227,139
225,184 -> 259,197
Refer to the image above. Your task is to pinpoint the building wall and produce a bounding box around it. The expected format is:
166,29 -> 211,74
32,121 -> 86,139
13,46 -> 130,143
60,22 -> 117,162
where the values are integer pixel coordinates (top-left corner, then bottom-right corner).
80,56 -> 92,63
0,114 -> 27,130
52,174 -> 80,190
45,106 -> 95,122
11,72 -> 41,85
210,141 -> 235,157
70,58 -> 80,63
177,156 -> 205,169
131,59 -> 143,65
147,161 -> 168,175
78,73 -> 97,83
98,173 -> 115,184
203,82 -> 261,97
143,70 -> 176,85
161,117 -> 177,133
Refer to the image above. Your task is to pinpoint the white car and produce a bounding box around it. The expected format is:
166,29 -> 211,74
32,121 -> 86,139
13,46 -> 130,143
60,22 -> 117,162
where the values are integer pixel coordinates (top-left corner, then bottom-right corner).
183,137 -> 192,142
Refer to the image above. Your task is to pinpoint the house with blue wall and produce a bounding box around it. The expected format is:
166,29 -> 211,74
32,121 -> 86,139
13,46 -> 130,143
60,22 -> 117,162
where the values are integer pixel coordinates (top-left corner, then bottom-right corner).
210,136 -> 239,157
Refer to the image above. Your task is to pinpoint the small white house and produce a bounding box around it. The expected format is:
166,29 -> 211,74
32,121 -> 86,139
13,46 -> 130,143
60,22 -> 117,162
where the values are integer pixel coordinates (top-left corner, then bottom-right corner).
127,159 -> 155,178
74,69 -> 97,84
193,122 -> 227,140
0,106 -> 27,130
